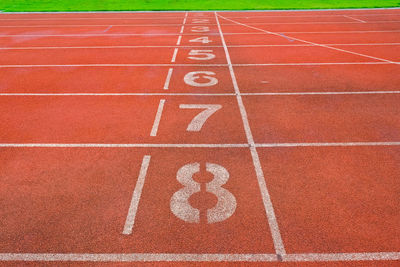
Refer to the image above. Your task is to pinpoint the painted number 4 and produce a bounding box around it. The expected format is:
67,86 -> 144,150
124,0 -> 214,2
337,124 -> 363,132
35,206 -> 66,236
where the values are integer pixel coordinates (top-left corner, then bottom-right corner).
170,162 -> 237,223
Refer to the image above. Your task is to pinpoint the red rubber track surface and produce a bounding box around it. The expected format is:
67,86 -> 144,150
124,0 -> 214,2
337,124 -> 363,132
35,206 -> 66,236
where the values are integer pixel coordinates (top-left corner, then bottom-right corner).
0,8 -> 399,266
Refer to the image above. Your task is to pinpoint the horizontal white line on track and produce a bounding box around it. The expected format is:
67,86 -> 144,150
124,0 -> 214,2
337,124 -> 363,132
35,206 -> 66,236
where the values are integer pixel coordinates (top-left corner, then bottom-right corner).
0,93 -> 236,96
256,142 -> 400,147
222,21 -> 400,25
224,13 -> 400,18
2,91 -> 400,97
0,62 -> 393,68
0,252 -> 399,262
0,144 -> 249,148
0,43 -> 398,50
1,142 -> 400,148
0,30 -> 398,37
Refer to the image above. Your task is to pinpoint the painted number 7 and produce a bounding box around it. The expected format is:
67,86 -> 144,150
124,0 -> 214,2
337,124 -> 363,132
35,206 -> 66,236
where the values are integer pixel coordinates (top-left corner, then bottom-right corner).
179,104 -> 222,131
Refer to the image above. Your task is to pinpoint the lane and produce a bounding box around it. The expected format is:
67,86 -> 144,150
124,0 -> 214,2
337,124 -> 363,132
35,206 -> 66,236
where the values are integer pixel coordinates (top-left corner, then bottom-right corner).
234,64 -> 400,93
244,94 -> 400,143
0,96 -> 246,144
0,147 -> 276,253
259,146 -> 400,253
0,66 -> 233,93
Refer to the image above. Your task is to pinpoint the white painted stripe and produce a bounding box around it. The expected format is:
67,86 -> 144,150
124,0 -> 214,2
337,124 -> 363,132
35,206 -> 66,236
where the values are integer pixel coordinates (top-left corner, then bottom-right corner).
215,11 -> 286,256
0,252 -> 398,262
0,253 -> 278,262
1,91 -> 399,97
256,142 -> 400,147
241,90 -> 400,96
0,43 -> 398,50
0,93 -> 235,96
0,64 -> 227,67
163,68 -> 173,90
233,62 -> 391,66
0,143 -> 248,148
179,25 -> 185,33
183,12 -> 188,25
171,47 -> 179,62
0,17 -> 189,21
284,252 -> 400,262
222,21 -> 400,25
150,99 -> 166,136
343,15 -> 367,23
217,15 -> 400,65
176,35 -> 182,45
224,13 -> 400,18
122,155 -> 151,235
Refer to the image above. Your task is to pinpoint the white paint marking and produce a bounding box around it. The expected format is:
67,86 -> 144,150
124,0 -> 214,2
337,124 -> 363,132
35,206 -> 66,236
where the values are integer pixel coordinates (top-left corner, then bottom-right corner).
122,155 -> 151,235
183,12 -> 188,25
215,12 -> 286,256
343,15 -> 367,23
284,252 -> 400,262
0,253 -> 278,262
179,104 -> 222,131
163,68 -> 173,90
0,143 -> 248,148
217,14 -> 399,65
241,91 -> 400,96
179,25 -> 185,34
0,252 -> 399,262
150,99 -> 166,137
0,93 -> 236,96
256,142 -> 400,148
176,35 -> 182,45
171,48 -> 179,62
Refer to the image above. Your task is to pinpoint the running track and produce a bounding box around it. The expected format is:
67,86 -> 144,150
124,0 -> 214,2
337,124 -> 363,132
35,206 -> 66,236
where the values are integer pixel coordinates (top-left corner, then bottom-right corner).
0,8 -> 400,266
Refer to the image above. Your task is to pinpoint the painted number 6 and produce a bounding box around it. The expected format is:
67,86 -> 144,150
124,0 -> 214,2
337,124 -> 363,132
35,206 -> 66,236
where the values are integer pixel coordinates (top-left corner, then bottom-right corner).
170,162 -> 237,223
184,71 -> 218,87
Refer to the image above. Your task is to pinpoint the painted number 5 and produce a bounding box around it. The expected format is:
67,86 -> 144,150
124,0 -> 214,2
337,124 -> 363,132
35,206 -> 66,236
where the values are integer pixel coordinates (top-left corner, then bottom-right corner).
170,162 -> 237,223
184,71 -> 218,87
188,50 -> 215,60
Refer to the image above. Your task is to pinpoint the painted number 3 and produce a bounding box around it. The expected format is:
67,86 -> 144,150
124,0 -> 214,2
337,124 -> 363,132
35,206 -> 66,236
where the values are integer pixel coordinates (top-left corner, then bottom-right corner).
170,162 -> 237,224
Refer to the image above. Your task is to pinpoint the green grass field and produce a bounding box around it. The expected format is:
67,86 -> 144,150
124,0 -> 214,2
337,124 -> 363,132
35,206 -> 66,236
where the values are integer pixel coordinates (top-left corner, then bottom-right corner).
0,0 -> 399,12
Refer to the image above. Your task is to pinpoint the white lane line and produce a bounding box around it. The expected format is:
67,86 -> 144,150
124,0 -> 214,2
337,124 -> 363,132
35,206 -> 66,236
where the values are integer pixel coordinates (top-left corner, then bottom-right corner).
183,11 -> 188,25
176,35 -> 182,45
241,91 -> 400,96
150,99 -> 166,136
0,43 -> 399,50
224,13 -> 400,18
163,68 -> 174,90
0,253 -> 278,262
0,17 -> 189,21
256,142 -> 400,147
179,25 -> 185,33
0,93 -> 236,96
171,47 -> 179,62
222,21 -> 400,25
215,11 -> 286,256
217,14 -> 400,65
122,155 -> 151,235
284,252 -> 400,262
1,91 -> 399,97
0,62 -> 393,68
343,15 -> 367,23
1,252 -> 398,262
0,144 -> 248,148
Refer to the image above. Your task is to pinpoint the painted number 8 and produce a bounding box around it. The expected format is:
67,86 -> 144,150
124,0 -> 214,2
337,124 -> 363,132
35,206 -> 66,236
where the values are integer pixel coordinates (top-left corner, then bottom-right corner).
170,162 -> 237,224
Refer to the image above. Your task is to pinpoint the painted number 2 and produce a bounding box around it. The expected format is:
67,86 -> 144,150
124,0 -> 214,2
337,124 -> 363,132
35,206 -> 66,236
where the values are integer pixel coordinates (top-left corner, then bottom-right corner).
170,162 -> 237,224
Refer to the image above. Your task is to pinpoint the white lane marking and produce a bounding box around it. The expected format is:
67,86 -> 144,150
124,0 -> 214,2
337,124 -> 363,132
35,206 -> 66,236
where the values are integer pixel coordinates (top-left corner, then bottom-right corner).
183,12 -> 188,25
150,99 -> 166,136
0,252 -> 399,262
179,25 -> 185,33
0,43 -> 399,50
223,13 -> 400,18
1,91 -> 400,97
0,253 -> 278,262
163,68 -> 174,90
0,144 -> 248,148
176,35 -> 182,45
217,14 -> 400,65
122,155 -> 151,235
284,252 -> 400,262
223,21 -> 400,25
179,104 -> 222,131
171,47 -> 179,62
242,91 -> 400,96
0,17 -> 191,21
0,62 -> 393,68
215,11 -> 286,256
256,142 -> 400,147
343,15 -> 367,23
0,93 -> 236,96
